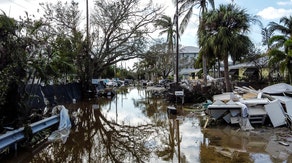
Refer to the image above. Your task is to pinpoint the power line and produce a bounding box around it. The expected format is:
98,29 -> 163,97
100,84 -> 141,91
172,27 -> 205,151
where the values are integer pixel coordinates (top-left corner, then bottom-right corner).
8,0 -> 28,10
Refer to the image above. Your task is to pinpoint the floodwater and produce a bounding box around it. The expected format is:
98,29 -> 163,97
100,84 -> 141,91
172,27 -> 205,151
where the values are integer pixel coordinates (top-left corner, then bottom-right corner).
2,87 -> 292,162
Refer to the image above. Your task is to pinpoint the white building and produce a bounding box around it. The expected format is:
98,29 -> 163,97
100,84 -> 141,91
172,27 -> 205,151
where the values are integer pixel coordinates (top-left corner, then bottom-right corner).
178,46 -> 200,79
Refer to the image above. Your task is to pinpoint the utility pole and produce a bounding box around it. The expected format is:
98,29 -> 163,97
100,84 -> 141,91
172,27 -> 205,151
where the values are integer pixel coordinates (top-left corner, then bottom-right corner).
175,0 -> 179,84
85,0 -> 92,91
86,0 -> 89,48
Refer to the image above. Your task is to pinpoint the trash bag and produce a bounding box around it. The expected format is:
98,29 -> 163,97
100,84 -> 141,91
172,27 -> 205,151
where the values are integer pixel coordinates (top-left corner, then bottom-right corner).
48,105 -> 71,143
58,105 -> 71,130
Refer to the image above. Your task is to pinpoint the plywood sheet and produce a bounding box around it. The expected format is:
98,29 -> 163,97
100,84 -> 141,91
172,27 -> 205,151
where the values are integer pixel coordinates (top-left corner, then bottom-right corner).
285,100 -> 292,116
264,100 -> 286,127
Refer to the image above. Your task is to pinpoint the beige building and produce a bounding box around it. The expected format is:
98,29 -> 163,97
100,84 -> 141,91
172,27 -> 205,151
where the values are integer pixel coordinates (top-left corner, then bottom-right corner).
228,56 -> 270,81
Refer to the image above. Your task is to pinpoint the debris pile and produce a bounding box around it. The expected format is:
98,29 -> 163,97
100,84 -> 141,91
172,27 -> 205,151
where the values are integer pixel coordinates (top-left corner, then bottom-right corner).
205,83 -> 292,130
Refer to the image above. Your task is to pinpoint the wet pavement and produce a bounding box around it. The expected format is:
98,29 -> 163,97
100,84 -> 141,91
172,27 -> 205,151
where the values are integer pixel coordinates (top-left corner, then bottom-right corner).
1,87 -> 292,162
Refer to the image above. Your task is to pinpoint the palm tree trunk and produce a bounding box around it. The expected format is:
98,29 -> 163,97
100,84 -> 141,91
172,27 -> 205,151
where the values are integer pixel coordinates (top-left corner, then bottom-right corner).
223,56 -> 231,92
203,55 -> 207,84
217,58 -> 220,78
288,60 -> 292,84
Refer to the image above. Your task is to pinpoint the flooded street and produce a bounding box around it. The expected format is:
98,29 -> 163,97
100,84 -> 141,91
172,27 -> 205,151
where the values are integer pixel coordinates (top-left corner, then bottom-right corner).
2,87 -> 292,162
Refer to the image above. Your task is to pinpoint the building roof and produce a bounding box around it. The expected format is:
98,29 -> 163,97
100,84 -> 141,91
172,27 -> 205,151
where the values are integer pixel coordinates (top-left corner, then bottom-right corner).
179,46 -> 200,53
179,68 -> 201,75
229,56 -> 269,70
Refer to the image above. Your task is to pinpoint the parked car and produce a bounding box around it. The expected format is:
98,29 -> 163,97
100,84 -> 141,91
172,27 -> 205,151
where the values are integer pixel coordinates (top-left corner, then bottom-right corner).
147,81 -> 154,86
116,80 -> 124,86
106,80 -> 118,87
158,79 -> 172,87
124,79 -> 132,86
142,80 -> 147,87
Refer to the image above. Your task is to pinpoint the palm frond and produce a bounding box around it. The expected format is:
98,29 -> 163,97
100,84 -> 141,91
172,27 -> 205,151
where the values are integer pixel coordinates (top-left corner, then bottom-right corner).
179,0 -> 196,15
179,7 -> 193,34
269,35 -> 287,49
268,21 -> 290,35
207,0 -> 215,10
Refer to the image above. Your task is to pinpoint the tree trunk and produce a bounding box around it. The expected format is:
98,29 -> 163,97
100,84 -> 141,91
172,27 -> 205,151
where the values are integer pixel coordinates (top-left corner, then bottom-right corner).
223,56 -> 232,92
217,58 -> 220,78
288,60 -> 292,84
203,54 -> 207,84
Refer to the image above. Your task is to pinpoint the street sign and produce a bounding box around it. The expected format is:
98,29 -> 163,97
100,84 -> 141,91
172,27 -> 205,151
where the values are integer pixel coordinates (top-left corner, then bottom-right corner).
175,91 -> 184,96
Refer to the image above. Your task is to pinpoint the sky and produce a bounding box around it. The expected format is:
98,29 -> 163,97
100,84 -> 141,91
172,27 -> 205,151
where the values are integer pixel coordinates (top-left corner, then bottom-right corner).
1,0 -> 292,50
169,0 -> 292,49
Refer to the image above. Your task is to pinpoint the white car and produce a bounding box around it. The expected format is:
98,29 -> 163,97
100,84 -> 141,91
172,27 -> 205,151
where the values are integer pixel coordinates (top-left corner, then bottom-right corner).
147,81 -> 154,86
106,81 -> 118,87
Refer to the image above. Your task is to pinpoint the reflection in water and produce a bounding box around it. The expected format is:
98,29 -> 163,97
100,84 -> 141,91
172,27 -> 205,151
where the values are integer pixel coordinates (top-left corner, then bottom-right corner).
200,127 -> 253,162
30,89 -> 158,162
3,87 -> 287,162
26,87 -> 204,162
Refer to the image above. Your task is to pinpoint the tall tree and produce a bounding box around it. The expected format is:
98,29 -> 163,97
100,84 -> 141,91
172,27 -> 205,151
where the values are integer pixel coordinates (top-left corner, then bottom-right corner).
261,26 -> 273,51
40,1 -> 97,93
177,0 -> 215,84
178,0 -> 215,34
90,0 -> 161,79
0,14 -> 18,72
39,1 -> 83,84
268,16 -> 292,83
0,12 -> 42,126
196,31 -> 219,76
154,14 -> 175,73
0,13 -> 27,106
135,40 -> 173,80
202,4 -> 255,92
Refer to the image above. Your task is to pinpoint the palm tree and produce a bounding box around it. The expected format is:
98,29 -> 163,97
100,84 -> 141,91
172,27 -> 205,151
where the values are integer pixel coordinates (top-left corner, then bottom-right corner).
268,16 -> 292,83
177,0 -> 215,34
261,26 -> 273,51
177,0 -> 215,84
154,15 -> 176,80
154,15 -> 175,58
201,4 -> 255,92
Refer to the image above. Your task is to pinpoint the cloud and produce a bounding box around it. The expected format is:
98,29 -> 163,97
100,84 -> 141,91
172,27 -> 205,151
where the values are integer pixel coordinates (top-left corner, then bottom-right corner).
277,0 -> 292,6
257,7 -> 292,20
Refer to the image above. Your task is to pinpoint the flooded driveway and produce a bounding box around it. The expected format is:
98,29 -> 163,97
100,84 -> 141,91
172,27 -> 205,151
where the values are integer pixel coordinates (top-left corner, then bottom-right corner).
2,87 -> 292,162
